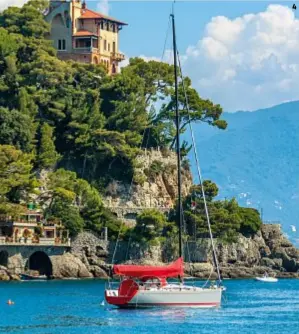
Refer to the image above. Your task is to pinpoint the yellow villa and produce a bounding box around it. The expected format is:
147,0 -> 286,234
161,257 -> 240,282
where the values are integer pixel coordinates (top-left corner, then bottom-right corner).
45,0 -> 127,74
0,207 -> 70,246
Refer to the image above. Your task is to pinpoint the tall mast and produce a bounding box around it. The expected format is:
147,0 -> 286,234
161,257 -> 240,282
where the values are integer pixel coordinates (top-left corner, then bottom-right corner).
171,13 -> 183,261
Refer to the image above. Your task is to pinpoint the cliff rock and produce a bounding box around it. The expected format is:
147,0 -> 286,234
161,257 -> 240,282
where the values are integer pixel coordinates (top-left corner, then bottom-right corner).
89,265 -> 108,278
103,150 -> 193,225
0,265 -> 21,281
108,224 -> 299,278
50,253 -> 92,279
70,231 -> 109,278
7,254 -> 23,275
0,268 -> 10,281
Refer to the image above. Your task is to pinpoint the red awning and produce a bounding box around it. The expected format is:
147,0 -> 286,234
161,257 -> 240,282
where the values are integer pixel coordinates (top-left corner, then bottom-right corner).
113,257 -> 184,278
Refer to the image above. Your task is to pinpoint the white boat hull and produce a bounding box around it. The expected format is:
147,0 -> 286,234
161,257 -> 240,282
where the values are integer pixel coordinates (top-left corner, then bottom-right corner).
106,284 -> 222,308
255,277 -> 278,282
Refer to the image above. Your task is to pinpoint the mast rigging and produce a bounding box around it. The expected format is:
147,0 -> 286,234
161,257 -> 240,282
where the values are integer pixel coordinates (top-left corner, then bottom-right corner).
171,13 -> 183,264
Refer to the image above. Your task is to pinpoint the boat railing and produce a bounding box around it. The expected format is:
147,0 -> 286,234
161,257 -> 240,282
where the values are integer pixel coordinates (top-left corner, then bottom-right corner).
105,280 -> 121,290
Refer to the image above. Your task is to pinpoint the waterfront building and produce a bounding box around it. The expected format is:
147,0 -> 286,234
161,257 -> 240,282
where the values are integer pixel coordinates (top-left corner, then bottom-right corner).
45,0 -> 127,74
0,206 -> 69,246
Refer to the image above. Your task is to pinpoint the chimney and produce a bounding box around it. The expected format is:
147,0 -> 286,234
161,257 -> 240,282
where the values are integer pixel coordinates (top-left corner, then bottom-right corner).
82,0 -> 86,9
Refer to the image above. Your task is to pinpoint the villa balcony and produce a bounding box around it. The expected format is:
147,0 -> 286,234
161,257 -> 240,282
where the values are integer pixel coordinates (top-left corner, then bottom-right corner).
0,236 -> 71,247
72,47 -> 99,54
110,52 -> 125,61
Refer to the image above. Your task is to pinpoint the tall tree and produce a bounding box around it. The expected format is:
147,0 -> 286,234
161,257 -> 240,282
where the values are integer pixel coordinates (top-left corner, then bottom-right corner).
0,145 -> 33,198
38,123 -> 60,169
0,107 -> 35,152
132,209 -> 169,244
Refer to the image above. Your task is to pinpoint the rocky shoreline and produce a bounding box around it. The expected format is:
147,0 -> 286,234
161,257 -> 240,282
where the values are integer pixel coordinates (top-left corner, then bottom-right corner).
1,224 -> 298,281
0,266 -> 21,281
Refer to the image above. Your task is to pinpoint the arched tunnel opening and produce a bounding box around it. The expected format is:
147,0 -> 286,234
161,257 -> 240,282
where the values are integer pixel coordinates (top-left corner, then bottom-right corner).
0,251 -> 8,267
26,251 -> 53,277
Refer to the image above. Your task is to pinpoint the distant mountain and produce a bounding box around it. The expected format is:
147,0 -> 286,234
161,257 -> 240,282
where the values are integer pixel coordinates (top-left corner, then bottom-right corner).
187,101 -> 299,245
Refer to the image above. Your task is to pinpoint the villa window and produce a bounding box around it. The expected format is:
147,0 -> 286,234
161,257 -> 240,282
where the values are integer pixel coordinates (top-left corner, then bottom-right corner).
58,39 -> 66,51
104,39 -> 107,50
112,24 -> 116,33
106,22 -> 109,31
100,21 -> 104,29
108,43 -> 110,52
75,38 -> 91,48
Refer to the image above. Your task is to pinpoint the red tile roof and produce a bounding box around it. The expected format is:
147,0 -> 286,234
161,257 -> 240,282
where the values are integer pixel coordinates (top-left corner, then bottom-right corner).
73,30 -> 97,37
79,8 -> 127,25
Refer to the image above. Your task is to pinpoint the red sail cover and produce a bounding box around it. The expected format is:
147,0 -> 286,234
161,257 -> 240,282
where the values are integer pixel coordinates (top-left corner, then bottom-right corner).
113,257 -> 184,278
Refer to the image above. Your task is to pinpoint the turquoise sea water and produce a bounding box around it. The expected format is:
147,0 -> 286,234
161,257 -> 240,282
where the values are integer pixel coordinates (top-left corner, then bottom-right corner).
0,279 -> 298,334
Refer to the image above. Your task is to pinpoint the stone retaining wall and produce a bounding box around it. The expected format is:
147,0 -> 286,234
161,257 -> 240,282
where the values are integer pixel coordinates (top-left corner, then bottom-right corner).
0,245 -> 69,274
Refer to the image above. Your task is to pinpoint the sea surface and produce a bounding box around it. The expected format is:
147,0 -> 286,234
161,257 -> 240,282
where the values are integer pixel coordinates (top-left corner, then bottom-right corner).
0,278 -> 298,334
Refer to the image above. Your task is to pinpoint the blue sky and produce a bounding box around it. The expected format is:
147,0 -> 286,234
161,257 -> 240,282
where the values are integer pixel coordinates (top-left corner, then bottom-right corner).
87,1 -> 299,112
88,1 -> 272,57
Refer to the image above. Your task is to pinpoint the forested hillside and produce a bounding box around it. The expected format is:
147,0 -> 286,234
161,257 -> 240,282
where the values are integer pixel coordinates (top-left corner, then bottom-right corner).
0,0 -> 262,242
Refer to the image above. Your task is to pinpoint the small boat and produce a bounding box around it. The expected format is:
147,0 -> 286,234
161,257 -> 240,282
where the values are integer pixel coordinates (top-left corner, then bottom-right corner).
20,273 -> 48,281
255,273 -> 278,282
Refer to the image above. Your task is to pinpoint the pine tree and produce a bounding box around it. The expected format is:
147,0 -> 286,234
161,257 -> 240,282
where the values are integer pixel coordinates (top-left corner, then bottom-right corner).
0,144 -> 33,197
38,123 -> 60,169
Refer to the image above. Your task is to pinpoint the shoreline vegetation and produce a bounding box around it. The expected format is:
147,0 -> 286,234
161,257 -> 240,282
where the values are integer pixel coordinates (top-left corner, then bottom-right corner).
1,224 -> 299,281
0,1 -> 298,281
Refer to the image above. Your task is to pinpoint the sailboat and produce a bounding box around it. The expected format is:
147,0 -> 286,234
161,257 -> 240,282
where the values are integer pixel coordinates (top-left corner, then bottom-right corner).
104,13 -> 224,308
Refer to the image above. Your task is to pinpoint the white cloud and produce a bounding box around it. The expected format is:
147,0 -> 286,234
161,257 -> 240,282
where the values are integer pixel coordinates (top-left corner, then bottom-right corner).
96,0 -> 109,16
180,5 -> 299,111
136,5 -> 299,111
0,0 -> 27,11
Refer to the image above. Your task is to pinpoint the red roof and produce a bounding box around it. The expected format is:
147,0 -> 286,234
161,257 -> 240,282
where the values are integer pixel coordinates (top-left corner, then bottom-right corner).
113,257 -> 184,278
79,8 -> 127,25
73,30 -> 97,37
